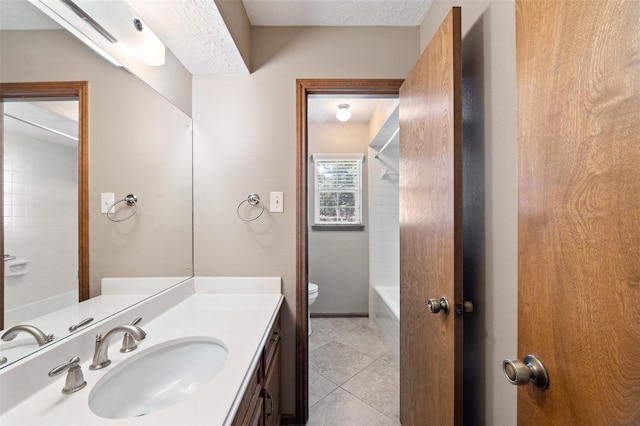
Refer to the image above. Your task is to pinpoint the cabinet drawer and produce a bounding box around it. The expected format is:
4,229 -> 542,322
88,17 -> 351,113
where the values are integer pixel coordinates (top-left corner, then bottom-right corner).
263,340 -> 281,426
232,359 -> 262,426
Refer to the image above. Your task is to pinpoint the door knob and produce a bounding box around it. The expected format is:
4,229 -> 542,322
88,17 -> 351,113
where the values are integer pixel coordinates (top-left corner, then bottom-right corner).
502,354 -> 549,389
427,297 -> 449,315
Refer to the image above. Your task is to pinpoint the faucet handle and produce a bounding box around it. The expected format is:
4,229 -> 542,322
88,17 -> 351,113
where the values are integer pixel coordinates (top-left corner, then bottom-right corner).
48,357 -> 87,394
120,317 -> 143,353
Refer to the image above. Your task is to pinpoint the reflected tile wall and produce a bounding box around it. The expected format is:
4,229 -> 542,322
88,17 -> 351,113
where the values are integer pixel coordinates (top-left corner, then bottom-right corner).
3,129 -> 78,310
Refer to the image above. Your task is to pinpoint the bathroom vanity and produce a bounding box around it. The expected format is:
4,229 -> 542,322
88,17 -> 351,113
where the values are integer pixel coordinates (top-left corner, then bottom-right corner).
0,277 -> 283,425
232,312 -> 281,426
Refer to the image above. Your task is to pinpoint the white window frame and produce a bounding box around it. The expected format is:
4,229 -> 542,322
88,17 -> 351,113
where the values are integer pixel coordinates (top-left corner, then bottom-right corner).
312,153 -> 364,226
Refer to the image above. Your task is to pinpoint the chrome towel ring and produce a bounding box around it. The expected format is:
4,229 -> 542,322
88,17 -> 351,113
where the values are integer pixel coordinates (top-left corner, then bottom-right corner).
236,193 -> 265,222
107,194 -> 138,222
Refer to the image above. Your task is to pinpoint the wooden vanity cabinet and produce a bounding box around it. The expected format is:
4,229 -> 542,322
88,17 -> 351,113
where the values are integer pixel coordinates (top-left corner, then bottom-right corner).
232,360 -> 263,426
232,313 -> 281,426
262,315 -> 281,426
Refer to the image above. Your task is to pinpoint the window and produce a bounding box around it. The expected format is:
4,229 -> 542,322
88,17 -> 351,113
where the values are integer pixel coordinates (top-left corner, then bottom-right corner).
313,153 -> 363,225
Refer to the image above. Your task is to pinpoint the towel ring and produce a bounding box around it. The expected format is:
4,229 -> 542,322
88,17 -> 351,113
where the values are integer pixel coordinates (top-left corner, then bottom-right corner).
236,193 -> 265,222
107,194 -> 138,222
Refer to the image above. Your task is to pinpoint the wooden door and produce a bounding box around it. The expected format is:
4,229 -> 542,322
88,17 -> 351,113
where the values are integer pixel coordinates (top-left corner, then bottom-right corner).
399,8 -> 463,425
516,0 -> 640,423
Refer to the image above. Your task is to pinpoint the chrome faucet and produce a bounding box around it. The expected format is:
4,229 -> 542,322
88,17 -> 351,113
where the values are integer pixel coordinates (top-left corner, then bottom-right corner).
120,317 -> 143,353
89,324 -> 146,370
1,324 -> 54,346
49,356 -> 87,394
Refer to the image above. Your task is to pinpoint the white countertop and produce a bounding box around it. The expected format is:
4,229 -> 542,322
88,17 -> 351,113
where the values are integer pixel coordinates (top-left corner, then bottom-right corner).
0,279 -> 283,425
0,295 -> 148,365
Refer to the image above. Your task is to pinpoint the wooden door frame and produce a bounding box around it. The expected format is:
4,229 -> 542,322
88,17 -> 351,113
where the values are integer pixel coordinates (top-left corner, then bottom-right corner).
294,78 -> 403,424
0,81 -> 89,330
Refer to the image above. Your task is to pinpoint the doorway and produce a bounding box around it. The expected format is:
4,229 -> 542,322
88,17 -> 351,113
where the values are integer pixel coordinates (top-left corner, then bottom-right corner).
295,79 -> 403,424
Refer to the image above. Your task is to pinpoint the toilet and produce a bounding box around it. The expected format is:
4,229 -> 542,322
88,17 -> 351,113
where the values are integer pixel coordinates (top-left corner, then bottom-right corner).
308,283 -> 319,335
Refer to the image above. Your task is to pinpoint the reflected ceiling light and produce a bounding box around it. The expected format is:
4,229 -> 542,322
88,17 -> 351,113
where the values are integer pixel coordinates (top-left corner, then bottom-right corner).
336,104 -> 351,122
29,0 -> 165,67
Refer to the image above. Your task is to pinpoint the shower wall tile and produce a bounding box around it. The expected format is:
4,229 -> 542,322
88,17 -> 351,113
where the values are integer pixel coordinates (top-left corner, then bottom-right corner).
3,130 -> 78,310
368,146 -> 400,306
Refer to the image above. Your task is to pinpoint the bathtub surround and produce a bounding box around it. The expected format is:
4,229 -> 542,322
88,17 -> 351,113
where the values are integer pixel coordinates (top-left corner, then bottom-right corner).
373,286 -> 399,365
4,290 -> 76,327
308,283 -> 319,335
367,141 -> 400,316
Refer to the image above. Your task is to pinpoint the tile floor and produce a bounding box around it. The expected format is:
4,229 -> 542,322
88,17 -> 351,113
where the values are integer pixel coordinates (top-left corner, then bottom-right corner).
307,317 -> 400,426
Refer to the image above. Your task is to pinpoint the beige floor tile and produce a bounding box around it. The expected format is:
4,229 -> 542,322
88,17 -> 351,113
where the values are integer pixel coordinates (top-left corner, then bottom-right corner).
309,368 -> 338,407
307,318 -> 400,425
335,326 -> 388,359
342,358 -> 400,422
307,388 -> 398,426
309,341 -> 375,386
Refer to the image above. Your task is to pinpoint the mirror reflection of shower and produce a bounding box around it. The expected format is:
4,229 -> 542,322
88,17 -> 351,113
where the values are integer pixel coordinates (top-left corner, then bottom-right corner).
3,101 -> 79,327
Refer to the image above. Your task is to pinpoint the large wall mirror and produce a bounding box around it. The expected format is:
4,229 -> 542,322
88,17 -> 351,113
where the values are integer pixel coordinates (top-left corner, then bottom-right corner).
0,28 -> 193,367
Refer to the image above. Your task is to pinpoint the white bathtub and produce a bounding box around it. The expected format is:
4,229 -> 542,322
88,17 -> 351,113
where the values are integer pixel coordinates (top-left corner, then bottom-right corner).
373,286 -> 399,365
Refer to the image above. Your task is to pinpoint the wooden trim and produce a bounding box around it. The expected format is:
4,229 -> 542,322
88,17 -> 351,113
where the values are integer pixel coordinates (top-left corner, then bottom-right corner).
0,82 -> 90,330
295,78 -> 403,424
452,8 -> 464,424
295,79 -> 309,425
77,83 -> 90,302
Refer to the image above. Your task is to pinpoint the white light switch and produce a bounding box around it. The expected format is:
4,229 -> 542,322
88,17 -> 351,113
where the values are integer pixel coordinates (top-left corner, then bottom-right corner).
270,192 -> 284,213
101,192 -> 115,214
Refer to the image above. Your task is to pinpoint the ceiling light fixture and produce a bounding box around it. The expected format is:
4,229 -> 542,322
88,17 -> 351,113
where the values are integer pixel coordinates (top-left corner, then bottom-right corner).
336,104 -> 351,122
29,0 -> 165,67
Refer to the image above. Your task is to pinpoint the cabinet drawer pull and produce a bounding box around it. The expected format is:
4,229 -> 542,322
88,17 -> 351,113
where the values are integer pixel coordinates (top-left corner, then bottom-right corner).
266,393 -> 273,417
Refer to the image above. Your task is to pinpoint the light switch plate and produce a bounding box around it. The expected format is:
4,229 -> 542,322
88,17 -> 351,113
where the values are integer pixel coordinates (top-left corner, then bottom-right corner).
270,192 -> 284,213
101,192 -> 115,214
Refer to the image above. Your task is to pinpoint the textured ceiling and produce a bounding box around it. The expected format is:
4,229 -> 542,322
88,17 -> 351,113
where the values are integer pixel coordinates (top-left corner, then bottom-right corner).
243,0 -> 433,26
0,0 -> 432,75
126,0 -> 248,75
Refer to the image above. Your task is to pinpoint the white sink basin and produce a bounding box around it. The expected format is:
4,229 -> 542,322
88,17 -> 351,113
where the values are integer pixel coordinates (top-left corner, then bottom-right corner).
89,336 -> 228,419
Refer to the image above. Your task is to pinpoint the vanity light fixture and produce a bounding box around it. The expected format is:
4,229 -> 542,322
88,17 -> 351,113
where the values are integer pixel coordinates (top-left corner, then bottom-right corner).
336,104 -> 351,122
28,0 -> 165,67
29,0 -> 122,66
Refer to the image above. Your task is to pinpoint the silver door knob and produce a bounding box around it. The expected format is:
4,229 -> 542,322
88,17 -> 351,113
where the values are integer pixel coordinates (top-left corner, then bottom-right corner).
502,354 -> 549,389
427,297 -> 449,315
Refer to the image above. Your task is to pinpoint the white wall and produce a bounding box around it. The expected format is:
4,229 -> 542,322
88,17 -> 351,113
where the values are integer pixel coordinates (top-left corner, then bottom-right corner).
193,25 -> 419,416
308,122 -> 370,315
420,2 -> 518,425
3,130 -> 77,310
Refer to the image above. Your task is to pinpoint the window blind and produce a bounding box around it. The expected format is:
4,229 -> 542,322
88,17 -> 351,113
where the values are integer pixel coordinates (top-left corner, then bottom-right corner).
313,154 -> 363,225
